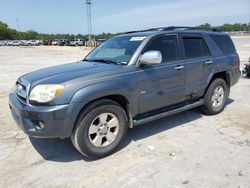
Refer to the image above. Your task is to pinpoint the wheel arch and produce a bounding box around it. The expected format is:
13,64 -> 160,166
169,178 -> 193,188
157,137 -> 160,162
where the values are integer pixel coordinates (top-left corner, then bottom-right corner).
70,94 -> 134,136
205,71 -> 231,97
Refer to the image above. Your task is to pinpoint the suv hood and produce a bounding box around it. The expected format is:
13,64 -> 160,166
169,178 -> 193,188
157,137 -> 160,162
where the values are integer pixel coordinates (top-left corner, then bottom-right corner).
21,61 -> 122,85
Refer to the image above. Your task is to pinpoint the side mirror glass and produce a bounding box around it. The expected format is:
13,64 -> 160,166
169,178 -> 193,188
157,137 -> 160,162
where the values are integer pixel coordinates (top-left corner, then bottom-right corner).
139,50 -> 162,65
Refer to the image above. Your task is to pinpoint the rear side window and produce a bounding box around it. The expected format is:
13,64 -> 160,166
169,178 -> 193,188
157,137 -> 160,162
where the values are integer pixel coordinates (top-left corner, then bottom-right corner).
182,37 -> 211,59
210,34 -> 235,54
144,35 -> 178,62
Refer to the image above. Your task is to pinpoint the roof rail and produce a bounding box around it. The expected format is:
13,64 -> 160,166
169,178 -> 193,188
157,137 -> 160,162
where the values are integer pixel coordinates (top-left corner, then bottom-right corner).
162,26 -> 220,32
124,28 -> 162,34
124,26 -> 220,34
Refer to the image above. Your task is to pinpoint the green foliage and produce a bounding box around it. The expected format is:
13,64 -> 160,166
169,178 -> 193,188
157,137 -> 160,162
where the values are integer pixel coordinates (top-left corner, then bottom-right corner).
220,23 -> 250,32
198,23 -> 212,29
0,20 -> 249,41
0,21 -> 15,40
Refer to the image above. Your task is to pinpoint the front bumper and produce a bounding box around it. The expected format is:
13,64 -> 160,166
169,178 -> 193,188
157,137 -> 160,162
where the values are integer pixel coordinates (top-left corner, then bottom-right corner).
9,93 -> 78,138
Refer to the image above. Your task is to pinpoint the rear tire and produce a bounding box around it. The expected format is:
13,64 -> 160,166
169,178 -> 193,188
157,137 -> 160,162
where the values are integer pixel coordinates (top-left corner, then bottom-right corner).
202,78 -> 228,115
71,99 -> 128,159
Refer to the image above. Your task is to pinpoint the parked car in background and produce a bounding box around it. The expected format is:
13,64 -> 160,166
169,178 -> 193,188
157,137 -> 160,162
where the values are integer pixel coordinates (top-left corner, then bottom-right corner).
47,40 -> 52,45
58,39 -> 66,46
52,40 -> 58,45
25,40 -> 32,45
31,40 -> 40,46
0,41 -> 6,46
20,40 -> 28,46
25,40 -> 41,46
42,40 -> 48,45
69,39 -> 85,46
9,40 -> 23,46
96,39 -> 106,44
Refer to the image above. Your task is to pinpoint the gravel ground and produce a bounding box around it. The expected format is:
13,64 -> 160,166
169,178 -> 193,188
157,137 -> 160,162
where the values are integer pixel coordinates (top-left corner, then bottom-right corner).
0,38 -> 250,188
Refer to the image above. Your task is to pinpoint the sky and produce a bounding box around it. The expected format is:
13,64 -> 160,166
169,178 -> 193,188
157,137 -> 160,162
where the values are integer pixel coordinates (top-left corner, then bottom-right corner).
0,0 -> 250,34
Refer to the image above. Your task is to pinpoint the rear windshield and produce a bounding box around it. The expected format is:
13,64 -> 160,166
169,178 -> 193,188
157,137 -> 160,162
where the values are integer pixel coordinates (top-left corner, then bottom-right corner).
210,34 -> 236,54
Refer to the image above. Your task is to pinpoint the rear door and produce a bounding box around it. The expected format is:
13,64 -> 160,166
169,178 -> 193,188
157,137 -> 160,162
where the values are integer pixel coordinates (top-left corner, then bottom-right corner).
136,34 -> 186,114
179,34 -> 212,98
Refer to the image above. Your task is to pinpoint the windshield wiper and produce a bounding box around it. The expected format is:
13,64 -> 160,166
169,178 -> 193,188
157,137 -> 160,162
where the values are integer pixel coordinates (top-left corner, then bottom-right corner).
84,58 -> 122,65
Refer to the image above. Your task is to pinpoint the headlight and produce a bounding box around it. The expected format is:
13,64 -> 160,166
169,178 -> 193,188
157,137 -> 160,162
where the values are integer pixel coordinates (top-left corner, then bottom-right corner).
29,84 -> 64,103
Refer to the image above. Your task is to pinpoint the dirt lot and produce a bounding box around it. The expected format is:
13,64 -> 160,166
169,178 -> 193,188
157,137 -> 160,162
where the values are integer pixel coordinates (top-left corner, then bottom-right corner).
0,38 -> 250,188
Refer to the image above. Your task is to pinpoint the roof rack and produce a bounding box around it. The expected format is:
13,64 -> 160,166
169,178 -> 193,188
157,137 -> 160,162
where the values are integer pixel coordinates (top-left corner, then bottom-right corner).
163,26 -> 220,32
124,26 -> 220,34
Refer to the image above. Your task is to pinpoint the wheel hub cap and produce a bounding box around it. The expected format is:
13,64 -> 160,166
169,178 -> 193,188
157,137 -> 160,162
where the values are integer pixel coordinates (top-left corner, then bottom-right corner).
88,113 -> 119,148
211,86 -> 225,108
98,124 -> 108,134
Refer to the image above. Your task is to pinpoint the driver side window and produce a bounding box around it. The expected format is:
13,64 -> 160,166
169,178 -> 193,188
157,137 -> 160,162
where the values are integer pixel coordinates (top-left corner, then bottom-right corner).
143,35 -> 179,63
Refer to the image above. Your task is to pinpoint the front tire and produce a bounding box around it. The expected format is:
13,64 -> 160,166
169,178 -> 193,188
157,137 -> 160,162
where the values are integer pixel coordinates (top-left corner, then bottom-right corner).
71,99 -> 128,158
202,78 -> 228,115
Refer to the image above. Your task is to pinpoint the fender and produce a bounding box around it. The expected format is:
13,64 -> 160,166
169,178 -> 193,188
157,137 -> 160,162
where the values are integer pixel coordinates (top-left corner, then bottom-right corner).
70,80 -> 139,116
205,70 -> 232,97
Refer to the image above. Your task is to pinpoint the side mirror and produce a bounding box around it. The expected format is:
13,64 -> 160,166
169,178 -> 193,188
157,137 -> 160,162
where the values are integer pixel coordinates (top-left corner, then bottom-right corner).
139,50 -> 162,65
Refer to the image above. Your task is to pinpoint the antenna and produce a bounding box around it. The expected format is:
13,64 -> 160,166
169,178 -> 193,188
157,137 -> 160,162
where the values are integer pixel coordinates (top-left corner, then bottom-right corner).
86,0 -> 92,41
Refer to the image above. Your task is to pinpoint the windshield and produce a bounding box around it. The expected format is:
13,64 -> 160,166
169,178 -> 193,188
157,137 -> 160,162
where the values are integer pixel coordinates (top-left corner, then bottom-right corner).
85,35 -> 147,65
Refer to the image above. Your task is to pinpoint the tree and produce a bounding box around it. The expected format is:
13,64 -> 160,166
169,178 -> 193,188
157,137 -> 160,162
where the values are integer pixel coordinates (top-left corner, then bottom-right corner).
1,20 -> 250,41
25,30 -> 39,40
198,23 -> 211,29
0,21 -> 14,40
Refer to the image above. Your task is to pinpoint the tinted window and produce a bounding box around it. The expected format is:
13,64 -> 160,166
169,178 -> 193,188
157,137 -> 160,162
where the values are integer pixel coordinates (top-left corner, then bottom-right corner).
210,34 -> 235,54
201,39 -> 211,57
144,35 -> 178,62
183,37 -> 211,58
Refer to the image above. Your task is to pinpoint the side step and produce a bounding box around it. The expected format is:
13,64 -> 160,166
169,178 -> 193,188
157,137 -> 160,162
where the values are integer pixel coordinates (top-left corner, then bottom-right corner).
133,99 -> 204,126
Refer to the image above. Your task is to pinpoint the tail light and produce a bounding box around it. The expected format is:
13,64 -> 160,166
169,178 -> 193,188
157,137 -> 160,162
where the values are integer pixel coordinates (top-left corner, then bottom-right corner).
236,53 -> 240,69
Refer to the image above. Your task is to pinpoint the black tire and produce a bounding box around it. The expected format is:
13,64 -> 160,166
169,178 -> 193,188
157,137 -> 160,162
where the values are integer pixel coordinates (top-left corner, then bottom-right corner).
71,99 -> 128,159
202,78 -> 228,115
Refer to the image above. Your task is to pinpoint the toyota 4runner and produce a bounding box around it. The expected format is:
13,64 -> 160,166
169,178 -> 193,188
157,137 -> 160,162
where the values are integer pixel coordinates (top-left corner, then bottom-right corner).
9,27 -> 241,158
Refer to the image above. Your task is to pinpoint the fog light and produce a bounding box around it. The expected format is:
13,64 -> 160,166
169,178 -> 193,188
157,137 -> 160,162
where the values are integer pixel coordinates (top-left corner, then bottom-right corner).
34,120 -> 45,131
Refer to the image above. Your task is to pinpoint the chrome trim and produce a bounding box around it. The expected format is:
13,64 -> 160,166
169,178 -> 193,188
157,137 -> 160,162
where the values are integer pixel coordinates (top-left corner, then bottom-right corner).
139,50 -> 162,65
16,93 -> 27,105
16,77 -> 31,105
205,60 -> 213,65
18,77 -> 30,87
16,84 -> 26,98
26,82 -> 31,105
174,65 -> 184,70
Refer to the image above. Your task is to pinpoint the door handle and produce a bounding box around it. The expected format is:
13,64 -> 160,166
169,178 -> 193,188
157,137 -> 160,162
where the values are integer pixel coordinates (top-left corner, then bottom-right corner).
205,60 -> 213,65
174,65 -> 184,70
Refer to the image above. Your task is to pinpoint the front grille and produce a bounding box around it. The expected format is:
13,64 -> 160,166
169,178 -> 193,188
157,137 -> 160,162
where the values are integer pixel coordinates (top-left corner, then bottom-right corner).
16,78 -> 29,104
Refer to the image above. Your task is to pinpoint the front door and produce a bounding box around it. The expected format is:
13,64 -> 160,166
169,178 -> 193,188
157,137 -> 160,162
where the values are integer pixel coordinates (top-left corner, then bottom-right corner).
136,34 -> 186,114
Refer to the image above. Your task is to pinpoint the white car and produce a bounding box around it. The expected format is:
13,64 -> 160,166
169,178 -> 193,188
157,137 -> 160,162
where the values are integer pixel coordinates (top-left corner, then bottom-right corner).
0,41 -> 5,46
52,40 -> 58,45
9,40 -> 23,46
69,39 -> 84,46
25,40 -> 40,46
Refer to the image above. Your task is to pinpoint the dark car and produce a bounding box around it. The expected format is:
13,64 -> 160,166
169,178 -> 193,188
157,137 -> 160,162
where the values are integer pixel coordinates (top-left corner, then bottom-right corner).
9,26 -> 241,158
42,40 -> 48,45
58,39 -> 66,46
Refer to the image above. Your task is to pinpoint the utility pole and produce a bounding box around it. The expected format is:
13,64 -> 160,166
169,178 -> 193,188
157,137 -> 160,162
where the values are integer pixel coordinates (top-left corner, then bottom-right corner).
16,18 -> 20,40
16,18 -> 20,31
86,0 -> 92,41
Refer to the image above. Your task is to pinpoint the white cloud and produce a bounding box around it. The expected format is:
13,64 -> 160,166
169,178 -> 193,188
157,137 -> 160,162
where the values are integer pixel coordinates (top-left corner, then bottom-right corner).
93,0 -> 250,33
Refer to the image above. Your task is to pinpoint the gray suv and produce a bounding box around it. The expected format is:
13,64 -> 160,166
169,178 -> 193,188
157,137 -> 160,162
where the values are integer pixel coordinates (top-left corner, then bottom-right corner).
9,27 -> 241,158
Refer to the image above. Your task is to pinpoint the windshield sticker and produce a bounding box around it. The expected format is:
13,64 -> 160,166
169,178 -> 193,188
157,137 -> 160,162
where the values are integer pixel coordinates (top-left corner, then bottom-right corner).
130,36 -> 147,41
